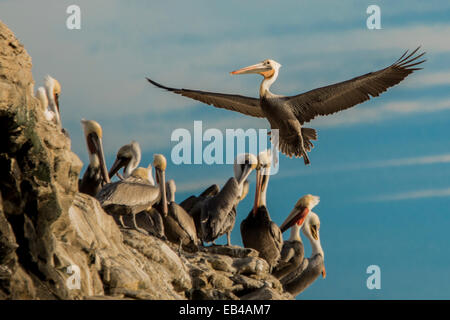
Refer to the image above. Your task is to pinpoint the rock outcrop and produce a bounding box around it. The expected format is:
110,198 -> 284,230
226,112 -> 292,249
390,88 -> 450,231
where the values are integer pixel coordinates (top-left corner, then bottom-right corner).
0,21 -> 292,300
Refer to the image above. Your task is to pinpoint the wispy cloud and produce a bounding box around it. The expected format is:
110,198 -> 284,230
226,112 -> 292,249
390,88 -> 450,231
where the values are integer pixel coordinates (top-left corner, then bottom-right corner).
367,187 -> 450,202
313,98 -> 450,128
276,152 -> 450,179
405,71 -> 450,87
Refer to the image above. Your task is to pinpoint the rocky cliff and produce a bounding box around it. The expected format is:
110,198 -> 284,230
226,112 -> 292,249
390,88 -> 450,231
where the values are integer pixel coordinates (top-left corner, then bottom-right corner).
0,21 -> 292,300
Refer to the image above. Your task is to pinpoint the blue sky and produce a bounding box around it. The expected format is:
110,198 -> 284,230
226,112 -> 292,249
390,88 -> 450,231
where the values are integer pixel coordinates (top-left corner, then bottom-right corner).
1,0 -> 450,299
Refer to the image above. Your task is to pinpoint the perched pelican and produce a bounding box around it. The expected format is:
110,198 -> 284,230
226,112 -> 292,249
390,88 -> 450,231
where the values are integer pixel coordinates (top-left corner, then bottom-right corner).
35,87 -> 55,122
96,155 -> 167,234
163,179 -> 199,251
147,48 -> 425,164
281,211 -> 326,296
272,194 -> 320,280
240,150 -> 283,269
44,75 -> 62,127
108,141 -> 144,181
180,184 -> 220,241
200,153 -> 257,245
180,184 -> 220,213
79,119 -> 110,197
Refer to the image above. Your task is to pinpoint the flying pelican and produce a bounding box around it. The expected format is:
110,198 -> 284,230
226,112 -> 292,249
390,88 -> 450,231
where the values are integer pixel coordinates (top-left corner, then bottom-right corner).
163,179 -> 199,251
272,194 -> 320,280
96,155 -> 167,234
79,119 -> 110,197
35,87 -> 56,122
240,150 -> 283,269
44,75 -> 62,127
146,48 -> 425,164
108,141 -> 145,181
281,211 -> 326,296
200,153 -> 257,245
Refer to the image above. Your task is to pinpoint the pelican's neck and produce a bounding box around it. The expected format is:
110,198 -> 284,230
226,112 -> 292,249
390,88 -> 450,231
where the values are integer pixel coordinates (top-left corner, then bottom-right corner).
124,161 -> 136,178
88,152 -> 99,168
289,224 -> 302,241
310,236 -> 324,259
259,167 -> 270,207
124,152 -> 141,178
259,69 -> 279,97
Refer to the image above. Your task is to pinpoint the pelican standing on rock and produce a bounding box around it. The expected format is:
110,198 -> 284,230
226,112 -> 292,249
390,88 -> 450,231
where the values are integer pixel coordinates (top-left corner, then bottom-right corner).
240,150 -> 283,269
109,141 -> 145,181
181,184 -> 220,242
147,48 -> 425,164
44,75 -> 62,127
272,194 -> 320,280
200,153 -> 257,245
79,119 -> 110,197
281,211 -> 326,296
180,184 -> 220,213
96,155 -> 168,234
35,87 -> 56,122
163,179 -> 199,251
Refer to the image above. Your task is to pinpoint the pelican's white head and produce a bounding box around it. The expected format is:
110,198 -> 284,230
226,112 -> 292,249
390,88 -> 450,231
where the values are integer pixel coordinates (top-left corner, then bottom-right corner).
302,211 -> 325,274
230,59 -> 281,78
230,59 -> 282,96
233,153 -> 258,183
109,141 -> 142,179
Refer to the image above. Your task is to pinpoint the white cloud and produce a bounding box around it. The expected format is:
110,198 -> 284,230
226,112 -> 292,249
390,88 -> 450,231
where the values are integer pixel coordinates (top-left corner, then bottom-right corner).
313,98 -> 450,128
405,71 -> 450,87
368,187 -> 450,202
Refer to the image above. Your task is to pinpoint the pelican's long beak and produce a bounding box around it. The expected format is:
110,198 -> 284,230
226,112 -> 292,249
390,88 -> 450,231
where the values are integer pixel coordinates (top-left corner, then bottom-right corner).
230,62 -> 271,75
108,157 -> 129,179
156,167 -> 168,216
322,266 -> 326,279
252,168 -> 263,215
279,206 -> 310,233
95,137 -> 110,185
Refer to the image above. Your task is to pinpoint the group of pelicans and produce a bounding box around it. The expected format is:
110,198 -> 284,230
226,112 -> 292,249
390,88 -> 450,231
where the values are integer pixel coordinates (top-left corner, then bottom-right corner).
33,47 -> 425,297
34,75 -> 325,295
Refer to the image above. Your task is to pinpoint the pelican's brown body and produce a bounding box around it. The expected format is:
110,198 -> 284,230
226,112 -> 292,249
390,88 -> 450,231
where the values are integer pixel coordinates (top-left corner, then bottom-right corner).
163,180 -> 199,250
272,239 -> 304,280
241,206 -> 283,269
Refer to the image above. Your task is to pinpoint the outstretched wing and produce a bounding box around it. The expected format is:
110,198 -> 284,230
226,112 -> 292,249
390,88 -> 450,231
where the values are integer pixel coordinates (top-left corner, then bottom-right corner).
146,77 -> 264,118
285,47 -> 426,124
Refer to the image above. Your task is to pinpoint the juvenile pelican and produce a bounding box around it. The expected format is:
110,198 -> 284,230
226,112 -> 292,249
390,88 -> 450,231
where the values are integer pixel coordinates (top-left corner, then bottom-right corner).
79,119 -> 110,197
180,184 -> 220,213
35,87 -> 55,122
97,155 -> 167,234
180,184 -> 220,242
240,150 -> 283,269
163,180 -> 199,251
109,141 -> 144,181
281,212 -> 326,296
272,194 -> 320,280
44,75 -> 62,126
200,153 -> 257,245
147,48 -> 425,164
